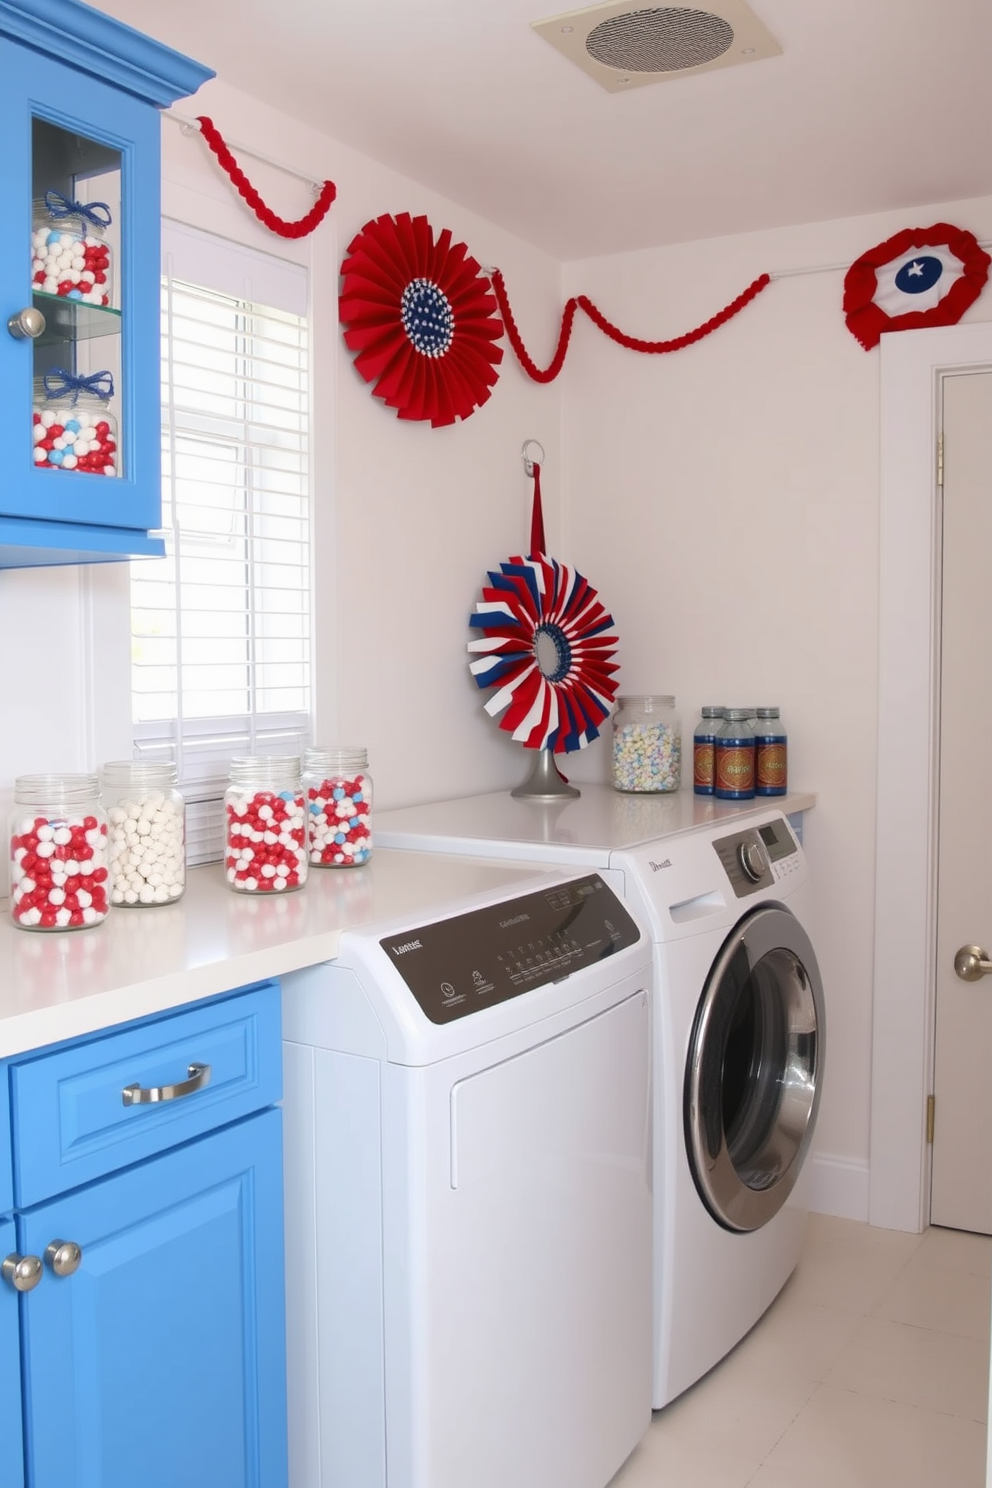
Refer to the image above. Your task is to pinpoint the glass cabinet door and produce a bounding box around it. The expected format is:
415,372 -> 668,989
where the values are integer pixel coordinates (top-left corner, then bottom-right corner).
31,116 -> 123,480
0,42 -> 164,552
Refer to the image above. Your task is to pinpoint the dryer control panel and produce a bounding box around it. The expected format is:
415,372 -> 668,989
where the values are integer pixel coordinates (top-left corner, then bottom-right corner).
712,817 -> 800,898
379,873 -> 641,1023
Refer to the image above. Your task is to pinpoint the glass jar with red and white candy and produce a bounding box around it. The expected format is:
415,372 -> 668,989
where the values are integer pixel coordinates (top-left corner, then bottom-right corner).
303,747 -> 373,868
224,756 -> 308,894
8,774 -> 110,931
31,191 -> 114,307
33,371 -> 119,476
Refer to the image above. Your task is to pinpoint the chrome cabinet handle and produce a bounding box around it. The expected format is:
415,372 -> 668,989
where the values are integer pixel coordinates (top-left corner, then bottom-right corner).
121,1061 -> 212,1106
2,1253 -> 43,1292
953,945 -> 992,982
44,1240 -> 82,1277
7,306 -> 46,340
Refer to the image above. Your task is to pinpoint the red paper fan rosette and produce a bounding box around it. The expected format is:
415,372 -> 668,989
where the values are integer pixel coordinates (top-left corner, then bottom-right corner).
843,223 -> 990,350
468,554 -> 620,753
339,212 -> 504,426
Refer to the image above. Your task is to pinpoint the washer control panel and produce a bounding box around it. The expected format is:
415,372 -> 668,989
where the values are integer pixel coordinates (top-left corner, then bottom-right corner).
712,817 -> 800,898
379,874 -> 641,1023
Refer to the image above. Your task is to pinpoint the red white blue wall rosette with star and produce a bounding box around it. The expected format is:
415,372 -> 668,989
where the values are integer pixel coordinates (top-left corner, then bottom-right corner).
843,223 -> 990,350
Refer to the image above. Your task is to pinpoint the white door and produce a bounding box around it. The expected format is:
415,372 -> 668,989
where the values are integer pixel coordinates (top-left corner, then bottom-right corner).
931,369 -> 992,1233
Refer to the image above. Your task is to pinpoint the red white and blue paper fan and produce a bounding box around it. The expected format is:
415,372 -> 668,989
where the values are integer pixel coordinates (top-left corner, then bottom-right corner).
843,223 -> 990,351
339,212 -> 504,426
468,554 -> 620,753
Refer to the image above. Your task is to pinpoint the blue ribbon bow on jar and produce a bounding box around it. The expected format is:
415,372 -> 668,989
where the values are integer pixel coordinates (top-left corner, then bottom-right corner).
43,369 -> 114,404
44,189 -> 112,229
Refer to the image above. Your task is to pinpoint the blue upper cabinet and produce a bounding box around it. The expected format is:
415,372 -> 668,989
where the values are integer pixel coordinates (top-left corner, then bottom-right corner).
0,0 -> 213,569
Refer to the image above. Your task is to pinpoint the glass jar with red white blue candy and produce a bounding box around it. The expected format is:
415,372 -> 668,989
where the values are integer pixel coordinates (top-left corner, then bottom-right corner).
31,191 -> 114,308
33,371 -> 119,476
303,747 -> 373,867
224,756 -> 308,894
8,774 -> 111,931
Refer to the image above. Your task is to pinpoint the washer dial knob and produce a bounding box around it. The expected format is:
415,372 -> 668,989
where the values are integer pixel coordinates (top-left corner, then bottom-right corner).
738,839 -> 766,883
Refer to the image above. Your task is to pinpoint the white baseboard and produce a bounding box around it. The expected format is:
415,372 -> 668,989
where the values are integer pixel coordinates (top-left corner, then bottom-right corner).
808,1152 -> 871,1222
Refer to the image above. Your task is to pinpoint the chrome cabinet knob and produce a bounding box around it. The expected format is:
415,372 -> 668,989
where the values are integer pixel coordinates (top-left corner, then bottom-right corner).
6,306 -> 46,340
44,1240 -> 82,1277
953,945 -> 992,981
2,1252 -> 43,1292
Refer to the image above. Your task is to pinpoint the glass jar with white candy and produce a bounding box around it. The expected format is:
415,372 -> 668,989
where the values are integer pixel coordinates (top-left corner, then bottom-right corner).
101,762 -> 186,907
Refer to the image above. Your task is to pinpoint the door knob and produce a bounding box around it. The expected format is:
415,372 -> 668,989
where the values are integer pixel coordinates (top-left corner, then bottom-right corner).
2,1252 -> 43,1292
44,1240 -> 82,1277
953,945 -> 992,981
6,306 -> 46,340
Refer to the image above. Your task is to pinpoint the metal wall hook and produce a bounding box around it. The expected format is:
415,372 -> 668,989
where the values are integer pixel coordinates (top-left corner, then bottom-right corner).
522,439 -> 546,476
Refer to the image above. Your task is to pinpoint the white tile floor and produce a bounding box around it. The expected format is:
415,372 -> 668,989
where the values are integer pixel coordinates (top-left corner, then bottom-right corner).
609,1214 -> 992,1488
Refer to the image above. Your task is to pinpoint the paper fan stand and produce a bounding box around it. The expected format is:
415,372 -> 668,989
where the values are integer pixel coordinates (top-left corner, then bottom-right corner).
468,442 -> 620,801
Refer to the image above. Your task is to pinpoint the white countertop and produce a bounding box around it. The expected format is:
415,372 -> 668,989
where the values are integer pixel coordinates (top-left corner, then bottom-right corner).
0,850 -> 551,1058
377,782 -> 817,865
0,784 -> 817,1060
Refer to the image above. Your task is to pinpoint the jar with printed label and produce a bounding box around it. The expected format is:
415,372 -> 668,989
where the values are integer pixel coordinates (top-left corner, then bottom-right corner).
101,761 -> 186,905
224,756 -> 308,894
714,709 -> 756,800
612,695 -> 682,793
692,706 -> 725,796
303,747 -> 374,867
8,774 -> 110,930
754,707 -> 788,796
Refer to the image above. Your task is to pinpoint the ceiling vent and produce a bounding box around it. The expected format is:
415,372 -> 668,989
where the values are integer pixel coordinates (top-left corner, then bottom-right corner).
531,0 -> 781,93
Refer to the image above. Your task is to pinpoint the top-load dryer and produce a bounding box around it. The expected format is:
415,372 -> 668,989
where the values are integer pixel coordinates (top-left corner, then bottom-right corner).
377,784 -> 825,1407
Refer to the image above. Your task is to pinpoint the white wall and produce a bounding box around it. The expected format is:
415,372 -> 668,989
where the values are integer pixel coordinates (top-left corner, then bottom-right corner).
558,197 -> 992,1209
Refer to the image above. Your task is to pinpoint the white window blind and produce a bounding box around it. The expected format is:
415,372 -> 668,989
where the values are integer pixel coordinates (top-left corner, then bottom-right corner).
130,223 -> 311,864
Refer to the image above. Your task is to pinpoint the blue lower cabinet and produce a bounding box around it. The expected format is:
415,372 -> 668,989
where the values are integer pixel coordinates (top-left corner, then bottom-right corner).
0,1216 -> 25,1488
18,1109 -> 287,1488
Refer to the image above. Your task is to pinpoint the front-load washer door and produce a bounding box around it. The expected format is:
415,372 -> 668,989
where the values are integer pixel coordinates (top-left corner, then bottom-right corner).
684,905 -> 824,1233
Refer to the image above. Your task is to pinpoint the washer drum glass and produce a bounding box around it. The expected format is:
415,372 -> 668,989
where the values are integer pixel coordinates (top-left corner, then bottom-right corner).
684,904 -> 824,1233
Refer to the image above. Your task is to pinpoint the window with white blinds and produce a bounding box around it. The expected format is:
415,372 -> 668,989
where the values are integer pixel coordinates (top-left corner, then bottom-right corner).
130,223 -> 312,864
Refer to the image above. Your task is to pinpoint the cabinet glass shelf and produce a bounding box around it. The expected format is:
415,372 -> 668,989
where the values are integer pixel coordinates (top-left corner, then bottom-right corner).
32,291 -> 121,346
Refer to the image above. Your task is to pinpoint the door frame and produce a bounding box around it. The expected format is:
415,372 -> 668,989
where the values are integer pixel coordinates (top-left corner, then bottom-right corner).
871,319 -> 992,1233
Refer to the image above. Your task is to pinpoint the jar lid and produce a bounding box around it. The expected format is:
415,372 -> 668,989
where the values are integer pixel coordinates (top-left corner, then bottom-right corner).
616,695 -> 675,708
14,772 -> 100,807
700,706 -> 725,717
755,707 -> 780,718
229,754 -> 302,786
724,708 -> 753,721
102,760 -> 179,787
304,746 -> 369,771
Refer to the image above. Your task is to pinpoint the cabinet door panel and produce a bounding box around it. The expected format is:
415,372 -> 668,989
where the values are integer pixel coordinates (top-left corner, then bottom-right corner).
0,37 -> 161,533
0,1215 -> 25,1488
19,1109 -> 287,1488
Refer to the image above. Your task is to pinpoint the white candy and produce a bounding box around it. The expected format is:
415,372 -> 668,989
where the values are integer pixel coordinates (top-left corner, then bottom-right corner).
106,794 -> 185,906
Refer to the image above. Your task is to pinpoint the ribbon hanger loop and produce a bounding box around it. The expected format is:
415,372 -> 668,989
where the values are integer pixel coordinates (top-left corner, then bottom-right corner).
521,438 -> 545,478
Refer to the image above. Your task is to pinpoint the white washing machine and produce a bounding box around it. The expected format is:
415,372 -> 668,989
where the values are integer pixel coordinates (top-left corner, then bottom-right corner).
376,785 -> 825,1408
281,862 -> 654,1488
